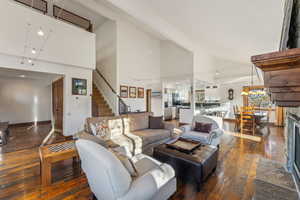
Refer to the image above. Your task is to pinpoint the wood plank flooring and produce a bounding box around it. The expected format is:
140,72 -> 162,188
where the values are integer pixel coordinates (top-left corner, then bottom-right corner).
0,123 -> 285,200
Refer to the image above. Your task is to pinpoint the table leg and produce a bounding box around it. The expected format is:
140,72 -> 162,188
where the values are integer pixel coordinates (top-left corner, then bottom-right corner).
41,161 -> 51,186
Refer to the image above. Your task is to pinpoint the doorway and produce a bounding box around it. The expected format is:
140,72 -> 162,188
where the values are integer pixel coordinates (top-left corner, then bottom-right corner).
52,78 -> 64,133
146,89 -> 152,112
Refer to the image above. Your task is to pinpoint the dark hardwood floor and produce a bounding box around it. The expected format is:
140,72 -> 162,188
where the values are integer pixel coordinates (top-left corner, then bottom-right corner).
0,122 -> 285,200
0,123 -> 67,153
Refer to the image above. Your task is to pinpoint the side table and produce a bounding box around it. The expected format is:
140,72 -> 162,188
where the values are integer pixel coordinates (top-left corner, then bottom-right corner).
39,140 -> 80,186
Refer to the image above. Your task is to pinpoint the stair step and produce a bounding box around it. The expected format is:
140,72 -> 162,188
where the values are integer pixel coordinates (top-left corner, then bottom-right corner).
92,83 -> 115,117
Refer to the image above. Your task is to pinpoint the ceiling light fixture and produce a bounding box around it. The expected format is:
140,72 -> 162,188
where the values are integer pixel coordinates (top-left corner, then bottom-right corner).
241,91 -> 249,96
31,48 -> 36,54
19,75 -> 26,78
241,65 -> 256,96
28,59 -> 32,63
37,28 -> 44,37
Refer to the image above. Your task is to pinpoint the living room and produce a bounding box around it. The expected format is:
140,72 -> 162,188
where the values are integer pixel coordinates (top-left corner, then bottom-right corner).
0,0 -> 298,200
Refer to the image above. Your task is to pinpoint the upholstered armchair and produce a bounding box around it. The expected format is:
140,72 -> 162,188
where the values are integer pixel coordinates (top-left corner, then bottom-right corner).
180,115 -> 224,147
76,139 -> 177,200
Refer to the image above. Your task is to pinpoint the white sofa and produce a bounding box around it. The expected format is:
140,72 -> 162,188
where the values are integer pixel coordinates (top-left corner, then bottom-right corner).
180,115 -> 224,147
76,139 -> 177,200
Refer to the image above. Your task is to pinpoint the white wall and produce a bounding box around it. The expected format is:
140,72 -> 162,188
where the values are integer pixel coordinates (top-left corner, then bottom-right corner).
151,97 -> 163,116
160,41 -> 193,79
117,20 -> 161,113
95,20 -> 118,114
0,54 -> 92,136
0,0 -> 95,69
0,77 -> 51,124
194,48 -> 215,84
0,1 -> 95,136
219,83 -> 245,106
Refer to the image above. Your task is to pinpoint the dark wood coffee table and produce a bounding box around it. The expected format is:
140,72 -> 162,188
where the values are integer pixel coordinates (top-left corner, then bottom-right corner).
153,139 -> 218,191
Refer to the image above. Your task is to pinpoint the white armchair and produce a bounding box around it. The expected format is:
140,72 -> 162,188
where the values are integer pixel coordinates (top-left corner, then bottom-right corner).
76,139 -> 176,200
180,115 -> 224,147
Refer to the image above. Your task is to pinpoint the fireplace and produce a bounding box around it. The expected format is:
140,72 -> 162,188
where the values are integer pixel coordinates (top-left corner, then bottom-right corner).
286,112 -> 300,191
294,123 -> 300,182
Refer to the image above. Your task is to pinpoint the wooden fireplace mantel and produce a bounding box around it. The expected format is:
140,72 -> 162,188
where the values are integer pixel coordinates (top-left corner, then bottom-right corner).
252,48 -> 300,72
252,48 -> 300,107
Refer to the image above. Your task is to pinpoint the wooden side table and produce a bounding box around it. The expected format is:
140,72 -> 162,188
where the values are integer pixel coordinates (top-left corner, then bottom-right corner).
39,140 -> 79,186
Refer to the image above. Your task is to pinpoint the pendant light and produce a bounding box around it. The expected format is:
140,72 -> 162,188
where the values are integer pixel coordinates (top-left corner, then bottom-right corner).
241,65 -> 258,96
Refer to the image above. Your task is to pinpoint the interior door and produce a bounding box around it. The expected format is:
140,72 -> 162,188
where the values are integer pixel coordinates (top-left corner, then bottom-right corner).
146,89 -> 152,112
52,78 -> 63,133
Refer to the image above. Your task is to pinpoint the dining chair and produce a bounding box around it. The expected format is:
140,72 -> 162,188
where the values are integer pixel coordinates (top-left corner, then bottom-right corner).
240,106 -> 255,135
233,105 -> 240,132
259,108 -> 271,129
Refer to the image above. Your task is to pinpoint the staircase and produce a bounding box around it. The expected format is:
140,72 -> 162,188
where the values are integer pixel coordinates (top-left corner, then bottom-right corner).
92,84 -> 114,117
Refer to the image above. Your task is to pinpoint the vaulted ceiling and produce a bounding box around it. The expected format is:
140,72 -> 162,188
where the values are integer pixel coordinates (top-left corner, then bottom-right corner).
140,0 -> 285,63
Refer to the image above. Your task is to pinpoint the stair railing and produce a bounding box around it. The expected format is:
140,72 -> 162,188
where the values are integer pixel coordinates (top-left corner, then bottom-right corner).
94,68 -> 129,115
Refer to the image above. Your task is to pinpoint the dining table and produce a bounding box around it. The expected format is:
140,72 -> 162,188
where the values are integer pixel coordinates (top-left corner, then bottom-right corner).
235,112 -> 267,133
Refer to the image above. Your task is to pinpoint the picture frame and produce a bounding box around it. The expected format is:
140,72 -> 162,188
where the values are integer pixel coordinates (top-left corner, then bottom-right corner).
129,87 -> 137,98
138,87 -> 144,98
72,78 -> 87,95
120,85 -> 128,98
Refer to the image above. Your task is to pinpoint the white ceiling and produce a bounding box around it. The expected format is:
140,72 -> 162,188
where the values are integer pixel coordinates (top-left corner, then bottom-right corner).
133,0 -> 285,63
53,0 -> 108,29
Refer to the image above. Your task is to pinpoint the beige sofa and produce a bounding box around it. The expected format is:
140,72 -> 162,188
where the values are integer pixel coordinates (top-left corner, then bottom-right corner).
79,112 -> 176,155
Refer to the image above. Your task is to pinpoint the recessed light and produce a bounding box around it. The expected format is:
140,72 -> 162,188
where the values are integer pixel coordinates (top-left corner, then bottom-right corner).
28,59 -> 32,63
19,75 -> 26,78
31,48 -> 36,54
37,29 -> 44,37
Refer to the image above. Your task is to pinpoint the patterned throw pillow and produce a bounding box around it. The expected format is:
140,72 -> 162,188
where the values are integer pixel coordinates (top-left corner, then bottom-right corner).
90,121 -> 109,140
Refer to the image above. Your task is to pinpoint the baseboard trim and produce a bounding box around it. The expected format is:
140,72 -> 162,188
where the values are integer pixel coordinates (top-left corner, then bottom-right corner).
8,120 -> 52,128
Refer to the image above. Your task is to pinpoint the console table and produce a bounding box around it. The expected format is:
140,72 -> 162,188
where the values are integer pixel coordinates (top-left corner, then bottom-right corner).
39,140 -> 80,186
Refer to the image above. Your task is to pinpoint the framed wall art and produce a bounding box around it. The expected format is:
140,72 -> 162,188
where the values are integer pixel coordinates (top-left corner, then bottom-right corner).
138,87 -> 144,98
129,87 -> 137,98
72,78 -> 87,95
120,85 -> 128,98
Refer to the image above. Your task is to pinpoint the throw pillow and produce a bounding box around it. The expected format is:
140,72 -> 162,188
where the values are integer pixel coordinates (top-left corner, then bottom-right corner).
149,116 -> 164,129
194,122 -> 213,133
90,122 -> 109,139
77,131 -> 108,148
110,149 -> 138,177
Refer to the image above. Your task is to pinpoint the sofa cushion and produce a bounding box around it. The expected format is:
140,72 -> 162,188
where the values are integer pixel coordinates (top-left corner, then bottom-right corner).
132,129 -> 171,146
133,154 -> 163,176
149,116 -> 164,129
127,112 -> 152,131
77,131 -> 108,147
85,116 -> 120,134
110,149 -> 139,177
107,118 -> 124,139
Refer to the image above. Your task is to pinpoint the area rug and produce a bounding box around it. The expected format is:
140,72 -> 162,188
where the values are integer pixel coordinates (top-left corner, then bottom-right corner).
252,158 -> 298,200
